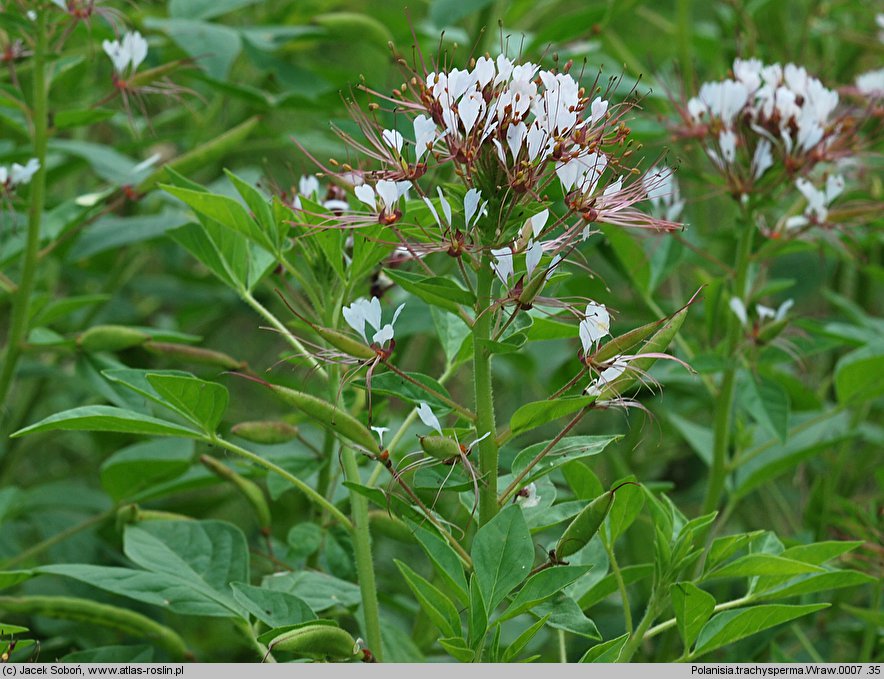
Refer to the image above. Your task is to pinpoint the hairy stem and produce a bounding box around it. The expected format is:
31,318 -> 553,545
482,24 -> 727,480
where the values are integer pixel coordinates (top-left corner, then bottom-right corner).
0,10 -> 49,411
473,261 -> 500,525
341,447 -> 383,661
703,207 -> 754,514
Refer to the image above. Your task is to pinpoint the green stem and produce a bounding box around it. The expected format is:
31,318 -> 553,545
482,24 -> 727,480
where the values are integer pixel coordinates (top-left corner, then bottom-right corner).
1,508 -> 115,569
243,291 -> 327,381
603,533 -> 633,634
341,448 -> 383,661
473,262 -> 499,526
618,590 -> 661,662
0,10 -> 49,411
702,207 -> 755,515
208,435 -> 352,531
643,594 -> 754,640
557,629 -> 567,663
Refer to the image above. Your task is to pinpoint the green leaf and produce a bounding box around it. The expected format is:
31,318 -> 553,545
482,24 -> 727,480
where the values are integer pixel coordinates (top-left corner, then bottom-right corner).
437,637 -> 474,662
834,342 -> 884,403
430,0 -> 495,25
511,435 -> 620,487
499,565 -> 592,621
384,269 -> 474,313
671,582 -> 716,651
0,571 -> 35,592
123,520 -> 249,615
395,560 -> 462,638
411,524 -> 469,606
740,373 -> 790,442
472,505 -> 535,612
579,633 -> 629,662
606,477 -> 644,541
509,396 -> 596,437
703,554 -> 824,581
532,593 -> 601,639
100,439 -> 194,501
361,371 -> 456,414
230,583 -> 316,628
430,307 -> 470,365
10,406 -> 202,439
779,540 -> 863,565
260,571 -> 361,612
169,0 -> 260,20
705,531 -> 766,573
40,565 -> 236,617
163,184 -> 272,252
62,646 -> 154,663
467,574 -> 488,647
500,614 -> 550,662
146,373 -> 229,433
752,570 -> 875,601
54,108 -> 115,130
693,604 -> 830,657
146,19 -> 241,80
667,413 -> 714,466
225,169 -> 278,248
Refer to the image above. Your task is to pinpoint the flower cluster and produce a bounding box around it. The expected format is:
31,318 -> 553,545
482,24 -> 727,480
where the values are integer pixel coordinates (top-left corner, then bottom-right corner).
681,58 -> 850,191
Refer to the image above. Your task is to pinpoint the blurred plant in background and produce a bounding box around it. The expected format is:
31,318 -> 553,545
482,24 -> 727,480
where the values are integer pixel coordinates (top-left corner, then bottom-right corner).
0,0 -> 881,664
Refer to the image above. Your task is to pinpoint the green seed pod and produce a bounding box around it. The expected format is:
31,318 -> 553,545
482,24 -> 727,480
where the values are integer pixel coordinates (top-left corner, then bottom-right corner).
78,325 -> 150,352
269,385 -> 379,453
268,623 -> 361,660
516,271 -> 549,309
143,341 -> 244,370
314,326 -> 376,360
231,420 -> 300,445
591,306 -> 688,401
555,490 -> 615,559
757,318 -> 788,343
419,434 -> 462,460
368,510 -> 415,543
593,315 -> 669,363
200,455 -> 272,530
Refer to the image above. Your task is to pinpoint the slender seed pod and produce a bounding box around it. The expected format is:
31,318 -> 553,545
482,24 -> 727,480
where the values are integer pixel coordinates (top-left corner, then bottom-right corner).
555,489 -> 615,559
268,623 -> 361,661
78,325 -> 149,352
143,341 -> 245,370
419,434 -> 462,460
200,455 -> 272,530
590,306 -> 688,400
757,318 -> 788,343
314,326 -> 376,360
555,481 -> 639,558
368,510 -> 415,543
592,316 -> 669,364
268,385 -> 379,453
0,596 -> 189,660
516,271 -> 549,309
231,420 -> 300,445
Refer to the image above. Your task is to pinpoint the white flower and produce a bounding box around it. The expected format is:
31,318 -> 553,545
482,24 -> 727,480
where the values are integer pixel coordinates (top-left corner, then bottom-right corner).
729,297 -> 748,326
464,188 -> 484,227
103,31 -> 148,76
527,209 -> 549,238
515,482 -> 541,509
644,166 -> 685,221
856,69 -> 884,97
342,297 -> 405,345
298,175 -> 320,197
4,158 -> 41,188
787,174 -> 844,229
524,239 -> 543,278
756,299 -> 793,322
751,140 -> 774,180
490,246 -> 514,284
719,130 -> 738,164
590,97 -> 609,125
371,426 -> 390,447
584,356 -> 630,397
416,402 -> 443,436
413,115 -> 437,160
354,180 -> 410,214
579,302 -> 611,354
381,129 -> 404,154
